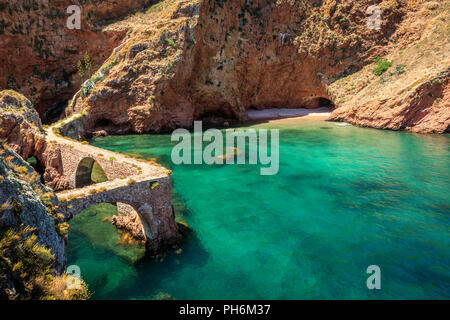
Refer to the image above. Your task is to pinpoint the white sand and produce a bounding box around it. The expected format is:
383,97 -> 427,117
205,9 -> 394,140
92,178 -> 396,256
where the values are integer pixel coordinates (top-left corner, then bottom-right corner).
246,107 -> 331,120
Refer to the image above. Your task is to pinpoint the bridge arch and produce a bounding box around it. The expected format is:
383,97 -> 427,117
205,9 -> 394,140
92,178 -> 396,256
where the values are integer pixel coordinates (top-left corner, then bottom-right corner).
70,200 -> 148,241
49,116 -> 181,257
75,157 -> 108,188
58,177 -> 182,257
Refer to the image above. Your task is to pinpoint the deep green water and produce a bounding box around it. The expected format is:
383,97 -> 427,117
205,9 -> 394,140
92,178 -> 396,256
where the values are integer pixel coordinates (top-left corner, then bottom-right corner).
67,120 -> 450,299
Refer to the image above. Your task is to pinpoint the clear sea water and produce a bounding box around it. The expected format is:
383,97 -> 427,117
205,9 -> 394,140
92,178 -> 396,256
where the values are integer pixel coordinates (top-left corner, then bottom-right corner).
67,119 -> 450,299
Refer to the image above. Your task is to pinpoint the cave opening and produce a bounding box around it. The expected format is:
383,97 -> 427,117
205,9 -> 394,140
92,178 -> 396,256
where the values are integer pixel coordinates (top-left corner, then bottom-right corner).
316,97 -> 335,109
95,118 -> 113,128
196,108 -> 235,122
43,99 -> 69,125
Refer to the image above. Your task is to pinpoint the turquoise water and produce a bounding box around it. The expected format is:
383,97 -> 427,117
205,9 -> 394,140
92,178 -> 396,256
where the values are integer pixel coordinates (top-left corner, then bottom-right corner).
67,120 -> 450,299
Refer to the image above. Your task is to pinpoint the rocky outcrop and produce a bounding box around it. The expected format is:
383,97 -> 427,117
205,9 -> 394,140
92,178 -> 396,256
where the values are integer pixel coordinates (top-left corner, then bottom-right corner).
0,91 -> 68,264
0,90 -> 46,159
0,146 -> 90,299
112,203 -> 146,240
0,90 -> 68,190
329,2 -> 450,133
330,70 -> 450,133
0,0 -> 152,122
65,0 -> 202,134
0,92 -> 67,273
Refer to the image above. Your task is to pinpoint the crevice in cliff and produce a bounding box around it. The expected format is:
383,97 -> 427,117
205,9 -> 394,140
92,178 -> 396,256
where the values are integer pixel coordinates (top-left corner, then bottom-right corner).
26,156 -> 46,184
196,108 -> 235,121
95,118 -> 114,128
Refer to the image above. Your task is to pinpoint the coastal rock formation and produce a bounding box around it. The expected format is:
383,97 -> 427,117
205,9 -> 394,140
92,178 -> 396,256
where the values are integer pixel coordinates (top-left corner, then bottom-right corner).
65,0 -> 202,134
0,145 -> 91,299
330,70 -> 450,133
0,0 -> 152,121
329,2 -> 450,133
0,93 -> 67,273
61,0 -> 449,135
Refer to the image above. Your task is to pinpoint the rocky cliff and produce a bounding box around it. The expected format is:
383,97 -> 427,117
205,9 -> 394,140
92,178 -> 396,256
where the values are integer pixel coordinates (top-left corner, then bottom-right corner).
0,90 -> 46,160
0,0 -> 153,122
61,0 -> 448,136
0,89 -> 68,298
0,143 -> 72,299
0,144 -> 66,271
328,1 -> 449,133
1,0 -> 448,134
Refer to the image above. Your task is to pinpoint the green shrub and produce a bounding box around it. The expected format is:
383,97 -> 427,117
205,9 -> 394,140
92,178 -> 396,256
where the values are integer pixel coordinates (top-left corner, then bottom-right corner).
373,56 -> 392,76
81,75 -> 103,97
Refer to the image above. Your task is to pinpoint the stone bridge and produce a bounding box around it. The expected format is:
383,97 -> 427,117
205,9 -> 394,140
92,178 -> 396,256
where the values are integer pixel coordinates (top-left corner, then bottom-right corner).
47,115 -> 181,256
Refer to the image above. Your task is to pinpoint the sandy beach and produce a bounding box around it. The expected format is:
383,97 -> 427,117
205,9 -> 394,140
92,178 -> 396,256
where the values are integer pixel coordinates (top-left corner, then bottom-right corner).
246,107 -> 331,121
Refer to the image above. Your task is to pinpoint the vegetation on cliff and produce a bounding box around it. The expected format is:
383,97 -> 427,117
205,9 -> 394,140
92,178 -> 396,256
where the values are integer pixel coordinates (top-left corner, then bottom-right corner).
0,225 -> 89,300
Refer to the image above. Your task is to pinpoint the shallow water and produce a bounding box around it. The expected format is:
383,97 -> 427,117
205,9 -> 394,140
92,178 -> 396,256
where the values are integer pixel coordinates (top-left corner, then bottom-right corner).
67,120 -> 450,299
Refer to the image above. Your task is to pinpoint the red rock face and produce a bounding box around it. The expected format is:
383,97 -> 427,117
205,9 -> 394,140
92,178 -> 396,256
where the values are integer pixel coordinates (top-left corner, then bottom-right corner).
330,72 -> 450,133
2,0 -> 448,134
0,0 -> 149,121
70,0 -> 416,135
327,2 -> 450,134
